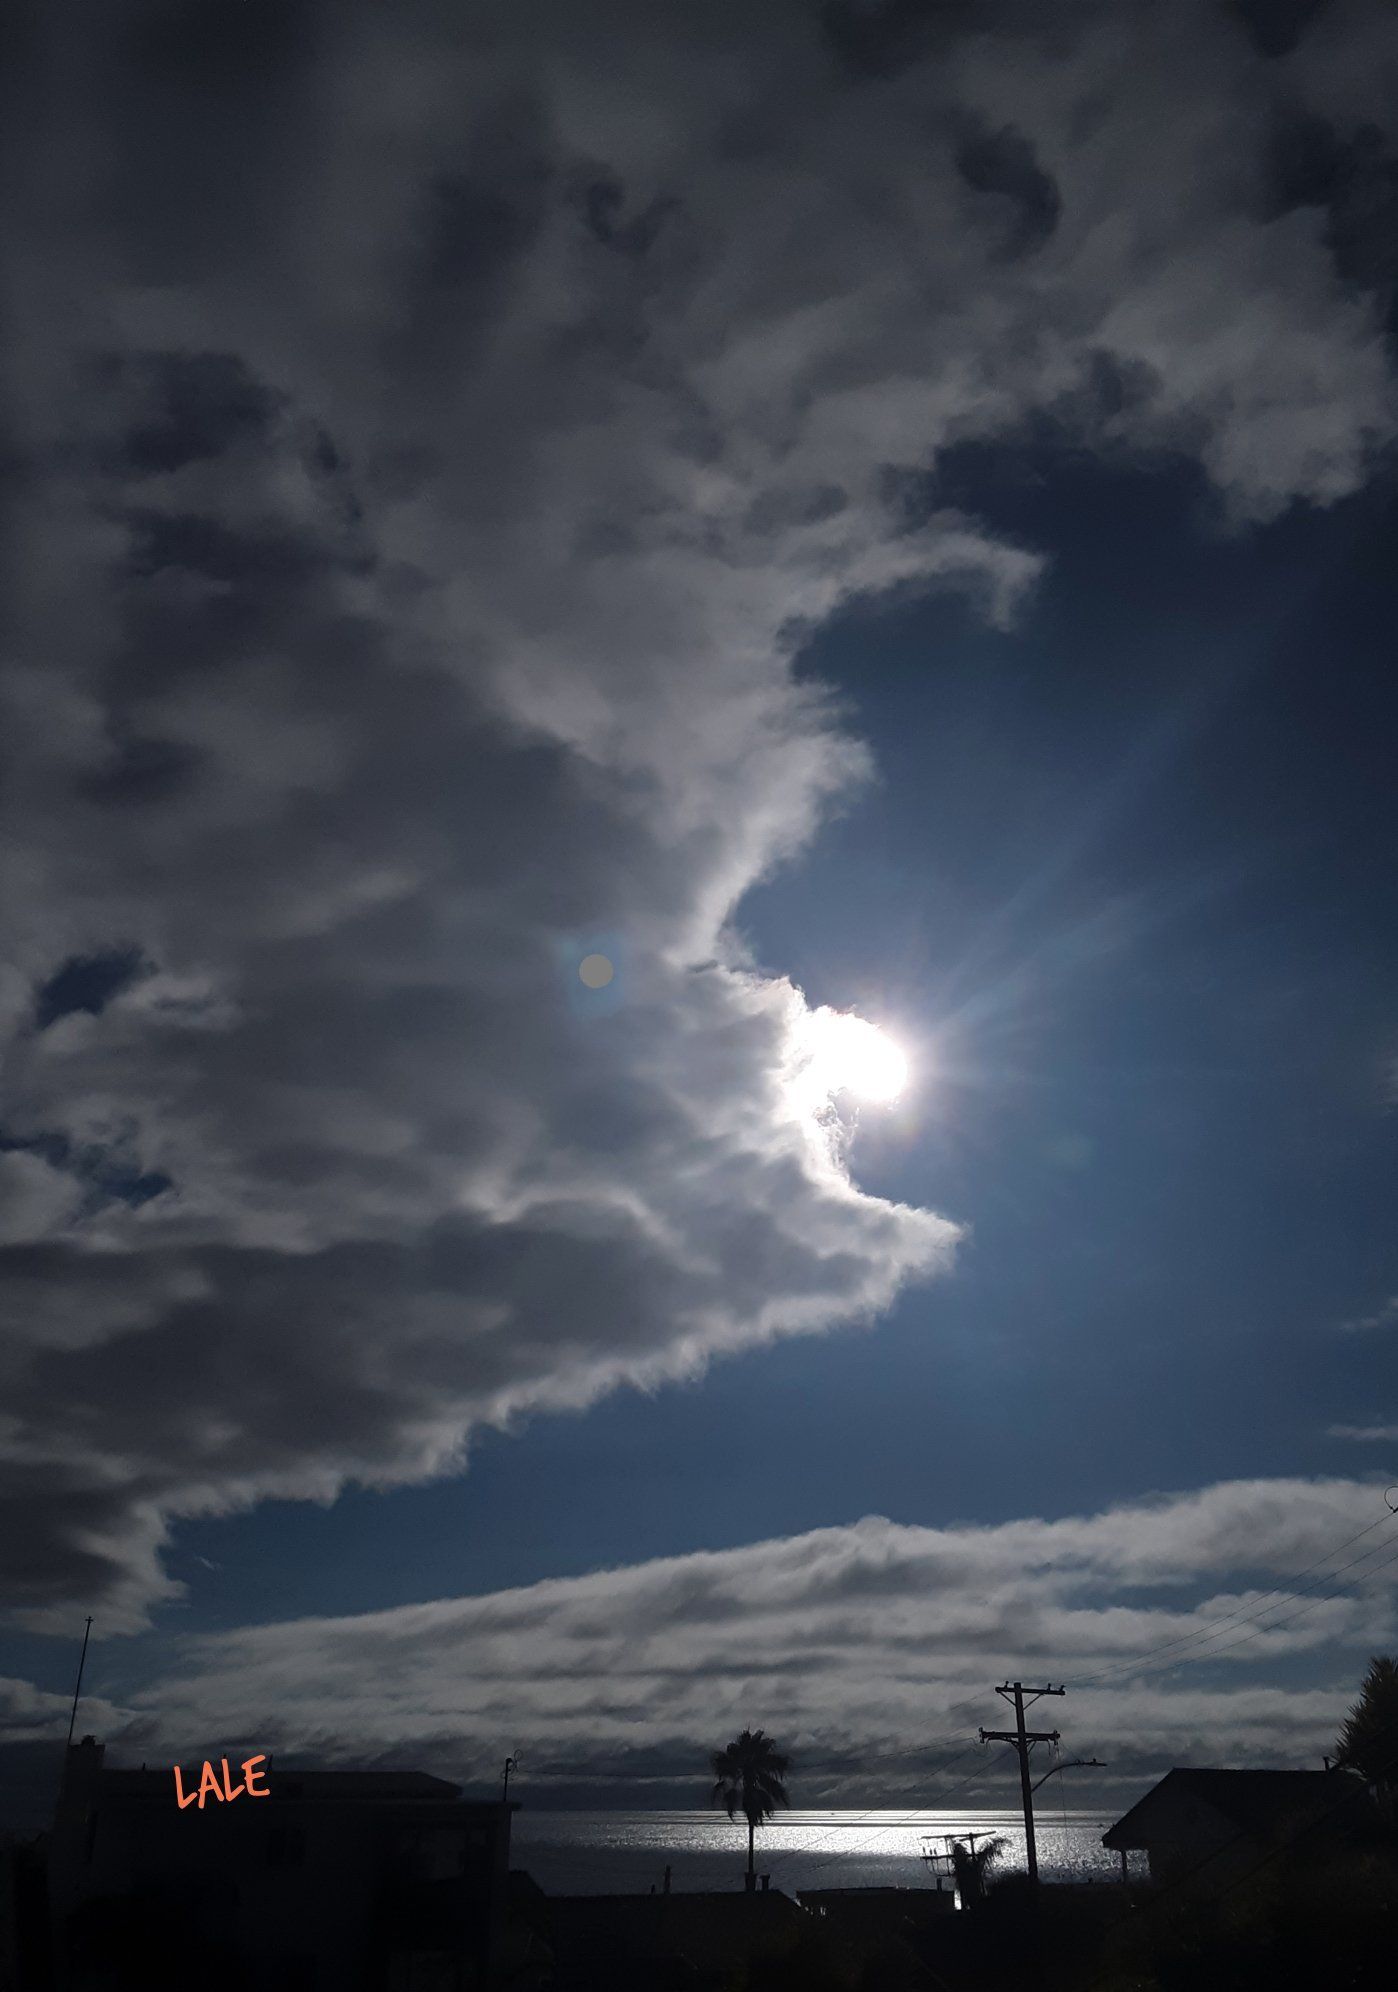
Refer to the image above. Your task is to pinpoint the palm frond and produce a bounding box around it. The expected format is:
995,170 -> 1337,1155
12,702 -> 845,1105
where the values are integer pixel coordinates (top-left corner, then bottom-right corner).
708,1728 -> 793,1824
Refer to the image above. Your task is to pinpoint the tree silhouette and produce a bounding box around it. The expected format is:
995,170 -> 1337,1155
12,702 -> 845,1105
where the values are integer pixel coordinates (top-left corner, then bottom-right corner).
1334,1654 -> 1398,1817
711,1727 -> 791,1885
949,1835 -> 1007,1907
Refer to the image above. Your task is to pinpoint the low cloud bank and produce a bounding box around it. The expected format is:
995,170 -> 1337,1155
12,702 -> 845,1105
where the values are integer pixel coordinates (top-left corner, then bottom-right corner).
25,1477 -> 1379,1812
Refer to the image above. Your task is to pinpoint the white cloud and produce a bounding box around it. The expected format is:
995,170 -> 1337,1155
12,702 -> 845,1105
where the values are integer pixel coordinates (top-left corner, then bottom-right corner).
2,0 -> 1398,1630
0,1152 -> 85,1247
0,1676 -> 127,1751
1337,1296 -> 1398,1333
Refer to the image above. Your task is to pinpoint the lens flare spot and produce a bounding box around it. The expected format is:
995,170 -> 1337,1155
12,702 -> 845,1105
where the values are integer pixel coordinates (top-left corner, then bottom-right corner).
579,953 -> 615,989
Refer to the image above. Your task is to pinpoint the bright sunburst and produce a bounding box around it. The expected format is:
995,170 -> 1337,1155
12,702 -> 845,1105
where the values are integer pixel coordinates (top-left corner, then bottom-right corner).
794,1007 -> 909,1107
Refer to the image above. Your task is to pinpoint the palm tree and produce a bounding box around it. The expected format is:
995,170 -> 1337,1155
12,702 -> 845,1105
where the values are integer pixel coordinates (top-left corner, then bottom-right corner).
1334,1654 -> 1398,1819
711,1728 -> 791,1888
949,1834 -> 1007,1907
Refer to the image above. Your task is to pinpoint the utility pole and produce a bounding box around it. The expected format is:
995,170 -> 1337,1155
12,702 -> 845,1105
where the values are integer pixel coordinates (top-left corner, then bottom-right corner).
501,1755 -> 518,1804
979,1682 -> 1065,1887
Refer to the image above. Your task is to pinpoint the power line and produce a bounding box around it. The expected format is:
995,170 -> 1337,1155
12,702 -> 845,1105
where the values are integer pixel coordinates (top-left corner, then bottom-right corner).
778,1619 -> 1388,1900
762,1743 -> 1003,1879
767,1505 -> 1398,1889
1053,1737 -> 1071,1872
714,1498 -> 1398,1897
774,1759 -> 1016,1884
757,1701 -> 1009,1878
1055,1530 -> 1398,1744
1065,1509 -> 1398,1692
760,1752 -> 991,1872
1169,1532 -> 1398,1664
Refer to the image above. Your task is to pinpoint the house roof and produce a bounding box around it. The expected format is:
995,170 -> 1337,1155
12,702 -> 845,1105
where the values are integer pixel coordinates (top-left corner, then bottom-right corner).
1102,1768 -> 1370,1850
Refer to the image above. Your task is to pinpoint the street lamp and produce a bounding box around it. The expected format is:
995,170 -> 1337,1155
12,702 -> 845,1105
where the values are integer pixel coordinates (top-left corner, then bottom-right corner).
1030,1756 -> 1106,1794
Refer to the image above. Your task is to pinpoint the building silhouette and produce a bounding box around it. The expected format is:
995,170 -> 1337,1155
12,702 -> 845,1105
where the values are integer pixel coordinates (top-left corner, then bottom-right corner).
47,1736 -> 516,1990
1101,1766 -> 1376,1892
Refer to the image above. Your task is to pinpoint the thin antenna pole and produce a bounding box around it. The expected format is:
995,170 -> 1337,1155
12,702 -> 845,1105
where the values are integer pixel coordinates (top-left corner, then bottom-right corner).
65,1617 -> 93,1749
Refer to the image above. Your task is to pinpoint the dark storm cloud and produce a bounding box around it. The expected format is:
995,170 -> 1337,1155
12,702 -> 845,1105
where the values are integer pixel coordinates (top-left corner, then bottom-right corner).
956,121 -> 1061,261
1266,114 -> 1398,333
2,0 -> 1398,1631
97,353 -> 281,479
0,1130 -> 170,1218
579,178 -> 681,260
33,949 -> 148,1031
820,0 -> 978,81
94,0 -> 319,284
1230,0 -> 1333,60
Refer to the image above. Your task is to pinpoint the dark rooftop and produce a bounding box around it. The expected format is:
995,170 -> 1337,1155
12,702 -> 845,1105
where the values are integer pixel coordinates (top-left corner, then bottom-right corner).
1104,1768 -> 1372,1849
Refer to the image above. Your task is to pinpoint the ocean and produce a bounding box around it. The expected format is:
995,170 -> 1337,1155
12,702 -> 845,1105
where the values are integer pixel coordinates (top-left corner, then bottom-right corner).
510,1810 -> 1147,1897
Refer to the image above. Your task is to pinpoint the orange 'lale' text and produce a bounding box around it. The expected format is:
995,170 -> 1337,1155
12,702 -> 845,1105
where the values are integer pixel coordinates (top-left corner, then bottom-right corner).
173,1754 -> 270,1810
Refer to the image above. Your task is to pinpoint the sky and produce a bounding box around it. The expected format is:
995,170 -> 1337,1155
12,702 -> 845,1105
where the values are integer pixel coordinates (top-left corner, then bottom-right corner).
2,0 -> 1397,1829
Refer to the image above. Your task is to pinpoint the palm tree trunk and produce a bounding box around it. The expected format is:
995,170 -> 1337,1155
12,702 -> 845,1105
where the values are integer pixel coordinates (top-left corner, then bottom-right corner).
748,1816 -> 755,1883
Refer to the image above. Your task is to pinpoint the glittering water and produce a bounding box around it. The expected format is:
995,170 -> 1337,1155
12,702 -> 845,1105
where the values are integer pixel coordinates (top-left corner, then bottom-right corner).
511,1810 -> 1147,1897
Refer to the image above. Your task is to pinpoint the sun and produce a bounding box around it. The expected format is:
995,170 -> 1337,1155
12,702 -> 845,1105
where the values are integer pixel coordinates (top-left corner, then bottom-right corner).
794,1007 -> 909,1107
